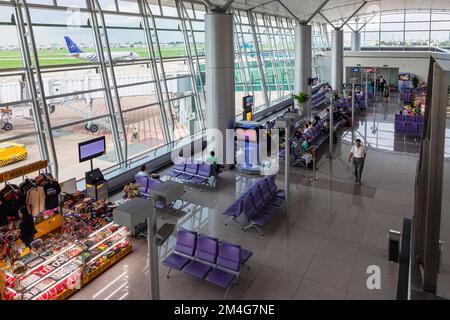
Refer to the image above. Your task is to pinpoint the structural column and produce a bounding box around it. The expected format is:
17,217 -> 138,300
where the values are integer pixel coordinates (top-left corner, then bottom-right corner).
351,31 -> 361,51
331,29 -> 344,94
205,12 -> 235,163
294,24 -> 312,117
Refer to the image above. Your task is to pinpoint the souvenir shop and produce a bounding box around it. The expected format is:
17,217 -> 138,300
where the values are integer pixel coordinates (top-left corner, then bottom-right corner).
0,161 -> 131,300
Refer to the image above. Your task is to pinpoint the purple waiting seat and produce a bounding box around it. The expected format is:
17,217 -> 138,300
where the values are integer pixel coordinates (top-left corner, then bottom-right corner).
395,114 -> 406,122
242,196 -> 272,236
406,122 -> 419,136
260,180 -> 284,207
252,188 -> 278,217
223,200 -> 243,227
190,163 -> 213,186
183,234 -> 218,279
178,163 -> 199,181
166,163 -> 186,180
205,241 -> 241,298
163,229 -> 197,278
267,175 -> 285,199
405,115 -> 416,123
135,175 -> 149,195
395,121 -> 407,133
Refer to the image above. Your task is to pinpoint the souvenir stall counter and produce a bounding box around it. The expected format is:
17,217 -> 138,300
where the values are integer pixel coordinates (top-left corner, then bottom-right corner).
0,222 -> 131,300
0,162 -> 132,300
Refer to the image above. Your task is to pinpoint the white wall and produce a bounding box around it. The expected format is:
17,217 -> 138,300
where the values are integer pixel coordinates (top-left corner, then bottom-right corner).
317,51 -> 450,86
343,51 -> 433,83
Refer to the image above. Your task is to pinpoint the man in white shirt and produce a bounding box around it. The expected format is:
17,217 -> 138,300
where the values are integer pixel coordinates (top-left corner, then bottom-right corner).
348,139 -> 367,183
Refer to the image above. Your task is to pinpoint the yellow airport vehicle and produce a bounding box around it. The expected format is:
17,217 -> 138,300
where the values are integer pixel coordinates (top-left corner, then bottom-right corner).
0,143 -> 28,167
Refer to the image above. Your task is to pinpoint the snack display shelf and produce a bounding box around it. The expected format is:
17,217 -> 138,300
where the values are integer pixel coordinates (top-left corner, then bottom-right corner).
31,268 -> 82,301
20,256 -> 81,293
82,244 -> 132,286
87,226 -> 127,251
3,243 -> 77,279
18,224 -> 122,291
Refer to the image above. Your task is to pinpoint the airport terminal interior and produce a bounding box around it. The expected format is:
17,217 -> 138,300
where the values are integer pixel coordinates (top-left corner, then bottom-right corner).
0,0 -> 449,301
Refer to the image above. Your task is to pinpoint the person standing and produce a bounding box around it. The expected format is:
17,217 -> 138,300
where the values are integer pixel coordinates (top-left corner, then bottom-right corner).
383,85 -> 390,103
348,139 -> 367,183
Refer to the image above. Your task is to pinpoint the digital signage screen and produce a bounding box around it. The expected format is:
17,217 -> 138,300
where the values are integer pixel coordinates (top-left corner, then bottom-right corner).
78,136 -> 106,163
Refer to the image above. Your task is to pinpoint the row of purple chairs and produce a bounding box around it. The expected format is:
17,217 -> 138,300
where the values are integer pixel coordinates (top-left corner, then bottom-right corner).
395,121 -> 424,136
223,175 -> 285,236
395,114 -> 424,123
166,162 -> 216,188
335,99 -> 365,111
135,175 -> 161,198
162,228 -> 253,298
400,92 -> 410,102
311,91 -> 328,109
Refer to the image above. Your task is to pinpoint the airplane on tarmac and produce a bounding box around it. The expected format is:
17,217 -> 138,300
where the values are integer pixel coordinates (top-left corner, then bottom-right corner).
64,36 -> 140,62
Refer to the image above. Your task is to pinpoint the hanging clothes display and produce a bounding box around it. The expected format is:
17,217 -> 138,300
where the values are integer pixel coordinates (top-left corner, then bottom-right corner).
0,184 -> 24,226
26,186 -> 45,218
0,174 -> 62,226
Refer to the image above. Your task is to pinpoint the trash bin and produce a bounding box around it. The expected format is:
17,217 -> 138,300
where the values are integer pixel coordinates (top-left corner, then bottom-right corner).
388,229 -> 401,263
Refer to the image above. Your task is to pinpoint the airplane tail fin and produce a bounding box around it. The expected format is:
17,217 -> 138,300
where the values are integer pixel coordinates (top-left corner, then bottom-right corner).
64,36 -> 83,54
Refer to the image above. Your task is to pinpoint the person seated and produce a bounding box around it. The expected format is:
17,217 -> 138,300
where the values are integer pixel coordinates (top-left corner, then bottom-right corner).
206,151 -> 221,174
300,137 -> 317,167
136,164 -> 150,178
314,115 -> 321,124
323,119 -> 330,132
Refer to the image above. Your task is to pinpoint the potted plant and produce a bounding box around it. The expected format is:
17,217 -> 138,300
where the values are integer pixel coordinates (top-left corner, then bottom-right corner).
412,75 -> 419,88
291,92 -> 310,112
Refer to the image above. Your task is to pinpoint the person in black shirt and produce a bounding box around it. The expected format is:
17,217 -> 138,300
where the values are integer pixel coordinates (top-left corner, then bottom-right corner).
18,207 -> 37,248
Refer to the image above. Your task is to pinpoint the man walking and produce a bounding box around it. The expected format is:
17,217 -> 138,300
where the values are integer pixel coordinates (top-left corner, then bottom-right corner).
348,139 -> 366,183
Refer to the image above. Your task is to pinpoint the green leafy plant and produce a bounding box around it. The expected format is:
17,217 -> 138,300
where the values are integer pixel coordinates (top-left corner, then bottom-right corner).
412,75 -> 419,88
291,92 -> 310,110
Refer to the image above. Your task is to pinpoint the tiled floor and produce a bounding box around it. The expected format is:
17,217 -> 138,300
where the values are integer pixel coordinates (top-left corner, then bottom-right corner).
70,94 -> 419,300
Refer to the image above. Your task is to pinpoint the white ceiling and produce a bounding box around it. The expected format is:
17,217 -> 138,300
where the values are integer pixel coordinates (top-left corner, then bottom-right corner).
152,0 -> 450,23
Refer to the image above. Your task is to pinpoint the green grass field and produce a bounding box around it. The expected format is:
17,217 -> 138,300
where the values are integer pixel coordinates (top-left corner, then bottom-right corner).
0,46 -> 204,69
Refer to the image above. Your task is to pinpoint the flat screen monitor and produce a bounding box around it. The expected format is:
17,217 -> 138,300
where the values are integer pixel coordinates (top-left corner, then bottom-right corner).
79,136 -> 106,163
399,74 -> 410,81
243,95 -> 254,108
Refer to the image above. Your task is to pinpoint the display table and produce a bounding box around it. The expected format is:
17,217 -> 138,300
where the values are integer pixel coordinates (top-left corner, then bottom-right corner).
0,222 -> 131,300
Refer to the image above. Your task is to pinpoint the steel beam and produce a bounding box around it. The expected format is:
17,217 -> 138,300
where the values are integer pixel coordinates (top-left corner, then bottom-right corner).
248,11 -> 270,107
275,0 -> 300,23
303,0 -> 330,25
86,0 -> 125,165
357,13 -> 377,32
338,1 -> 367,30
319,12 -> 337,30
